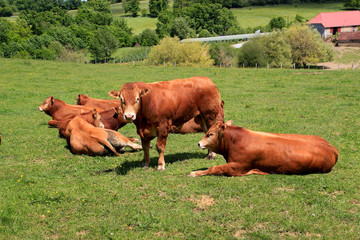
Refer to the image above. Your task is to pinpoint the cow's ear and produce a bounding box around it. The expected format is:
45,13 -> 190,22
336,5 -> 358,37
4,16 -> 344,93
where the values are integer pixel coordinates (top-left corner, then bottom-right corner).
86,94 -> 89,97
91,109 -> 98,118
225,120 -> 232,126
108,90 -> 120,99
220,100 -> 224,109
50,96 -> 54,105
113,107 -> 119,118
218,124 -> 227,138
140,88 -> 150,97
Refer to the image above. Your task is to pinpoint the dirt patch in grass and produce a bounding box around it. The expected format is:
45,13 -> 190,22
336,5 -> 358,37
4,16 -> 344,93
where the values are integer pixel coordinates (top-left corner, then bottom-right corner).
187,195 -> 215,211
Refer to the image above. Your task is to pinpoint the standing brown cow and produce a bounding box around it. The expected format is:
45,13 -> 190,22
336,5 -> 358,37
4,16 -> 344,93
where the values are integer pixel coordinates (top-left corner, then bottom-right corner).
109,76 -> 224,171
189,121 -> 339,177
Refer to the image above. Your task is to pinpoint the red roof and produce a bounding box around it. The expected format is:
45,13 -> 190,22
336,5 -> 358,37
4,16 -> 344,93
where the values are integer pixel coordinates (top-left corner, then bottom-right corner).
308,11 -> 360,28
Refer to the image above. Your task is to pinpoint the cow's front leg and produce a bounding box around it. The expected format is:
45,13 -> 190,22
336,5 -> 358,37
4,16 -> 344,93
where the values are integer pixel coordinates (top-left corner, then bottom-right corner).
156,125 -> 169,171
141,137 -> 151,169
189,162 -> 268,177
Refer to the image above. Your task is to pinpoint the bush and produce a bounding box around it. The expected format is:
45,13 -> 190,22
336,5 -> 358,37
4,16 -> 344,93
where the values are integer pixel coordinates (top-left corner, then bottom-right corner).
209,42 -> 237,67
198,29 -> 212,38
0,6 -> 13,17
147,36 -> 214,67
138,28 -> 159,46
46,27 -> 86,50
237,38 -> 267,67
268,17 -> 286,30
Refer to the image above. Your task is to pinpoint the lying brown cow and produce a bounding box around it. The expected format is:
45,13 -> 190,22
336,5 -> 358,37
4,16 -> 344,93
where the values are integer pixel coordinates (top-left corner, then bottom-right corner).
189,121 -> 339,177
109,76 -> 224,171
38,96 -> 104,127
58,107 -> 127,137
76,94 -> 120,109
63,110 -> 142,156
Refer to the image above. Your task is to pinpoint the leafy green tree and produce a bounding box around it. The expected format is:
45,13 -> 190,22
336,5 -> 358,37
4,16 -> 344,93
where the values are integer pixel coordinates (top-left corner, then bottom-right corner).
344,0 -> 360,8
89,28 -> 119,61
262,31 -> 292,67
138,28 -> 159,46
198,29 -> 212,37
209,42 -> 237,67
86,0 -> 111,13
0,6 -> 13,17
155,9 -> 174,38
124,0 -> 140,17
46,26 -> 85,49
149,0 -> 168,18
286,24 -> 333,67
0,19 -> 11,44
268,17 -> 286,30
170,17 -> 191,40
237,38 -> 267,67
108,18 -> 133,47
184,3 -> 238,35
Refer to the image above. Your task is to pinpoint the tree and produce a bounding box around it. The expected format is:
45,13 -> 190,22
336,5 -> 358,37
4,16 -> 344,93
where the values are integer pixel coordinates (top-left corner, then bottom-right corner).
89,28 -> 119,61
149,0 -> 168,18
156,9 -> 174,38
268,17 -> 286,30
344,0 -> 360,8
124,0 -> 140,17
286,24 -> 333,67
138,28 -> 159,46
170,17 -> 190,40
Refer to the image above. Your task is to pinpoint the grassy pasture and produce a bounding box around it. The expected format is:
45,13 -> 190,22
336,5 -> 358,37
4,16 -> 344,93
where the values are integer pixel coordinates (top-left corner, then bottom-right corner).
232,3 -> 345,28
0,58 -> 359,239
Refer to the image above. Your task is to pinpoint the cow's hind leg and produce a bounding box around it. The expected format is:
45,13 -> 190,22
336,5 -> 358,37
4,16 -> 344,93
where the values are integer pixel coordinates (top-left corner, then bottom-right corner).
189,163 -> 268,177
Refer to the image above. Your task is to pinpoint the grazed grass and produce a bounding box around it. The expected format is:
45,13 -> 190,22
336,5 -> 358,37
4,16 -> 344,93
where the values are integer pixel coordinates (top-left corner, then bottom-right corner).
0,58 -> 359,239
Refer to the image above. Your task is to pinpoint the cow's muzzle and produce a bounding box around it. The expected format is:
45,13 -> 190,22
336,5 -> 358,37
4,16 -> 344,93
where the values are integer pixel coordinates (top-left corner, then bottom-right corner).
38,107 -> 43,112
198,141 -> 206,149
124,113 -> 136,122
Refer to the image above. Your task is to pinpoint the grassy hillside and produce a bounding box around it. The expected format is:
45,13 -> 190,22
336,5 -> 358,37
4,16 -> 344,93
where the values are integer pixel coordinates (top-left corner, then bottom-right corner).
232,3 -> 345,28
0,58 -> 359,239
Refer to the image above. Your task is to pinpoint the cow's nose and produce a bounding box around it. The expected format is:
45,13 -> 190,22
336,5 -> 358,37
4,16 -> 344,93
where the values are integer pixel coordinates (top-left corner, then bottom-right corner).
198,142 -> 201,147
124,113 -> 135,120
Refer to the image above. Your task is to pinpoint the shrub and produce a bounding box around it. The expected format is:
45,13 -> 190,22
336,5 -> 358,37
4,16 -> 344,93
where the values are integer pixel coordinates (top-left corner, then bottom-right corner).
209,42 -> 237,67
147,36 -> 214,67
268,17 -> 286,30
138,28 -> 159,46
237,38 -> 267,67
198,29 -> 212,38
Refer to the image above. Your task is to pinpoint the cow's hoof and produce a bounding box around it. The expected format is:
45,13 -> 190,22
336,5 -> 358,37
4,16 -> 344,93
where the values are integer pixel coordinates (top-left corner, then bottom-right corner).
188,171 -> 198,177
157,165 -> 165,171
206,152 -> 216,160
142,161 -> 149,169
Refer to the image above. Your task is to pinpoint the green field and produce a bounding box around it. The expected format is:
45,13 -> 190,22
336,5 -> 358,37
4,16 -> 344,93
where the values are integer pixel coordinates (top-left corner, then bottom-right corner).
232,3 -> 345,28
0,58 -> 359,239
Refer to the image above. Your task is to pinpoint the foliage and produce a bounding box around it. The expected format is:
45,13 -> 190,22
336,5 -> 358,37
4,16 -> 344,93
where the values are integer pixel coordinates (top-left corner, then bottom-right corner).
237,37 -> 267,67
0,18 -> 11,44
149,0 -> 168,18
261,31 -> 292,67
268,16 -> 286,30
89,28 -> 119,61
155,9 -> 174,38
209,42 -> 238,67
124,0 -> 140,17
170,17 -> 192,40
108,18 -> 133,47
286,24 -> 333,66
46,26 -> 85,50
183,3 -> 238,35
198,29 -> 212,38
344,0 -> 360,8
135,28 -> 159,46
147,36 -> 214,66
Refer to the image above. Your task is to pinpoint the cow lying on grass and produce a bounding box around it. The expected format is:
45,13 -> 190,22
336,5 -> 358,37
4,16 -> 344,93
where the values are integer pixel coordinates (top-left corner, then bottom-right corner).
38,96 -> 104,127
76,94 -> 120,109
189,120 -> 339,177
58,107 -> 127,136
62,109 -> 142,156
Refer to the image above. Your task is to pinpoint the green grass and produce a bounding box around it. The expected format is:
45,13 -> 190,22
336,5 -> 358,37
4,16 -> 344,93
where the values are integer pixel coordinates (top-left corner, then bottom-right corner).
0,58 -> 359,239
232,3 -> 345,28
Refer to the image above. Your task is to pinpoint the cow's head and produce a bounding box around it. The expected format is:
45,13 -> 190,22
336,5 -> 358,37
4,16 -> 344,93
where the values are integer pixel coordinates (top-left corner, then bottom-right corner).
198,120 -> 232,151
109,84 -> 150,122
38,96 -> 55,112
92,109 -> 104,128
76,94 -> 89,105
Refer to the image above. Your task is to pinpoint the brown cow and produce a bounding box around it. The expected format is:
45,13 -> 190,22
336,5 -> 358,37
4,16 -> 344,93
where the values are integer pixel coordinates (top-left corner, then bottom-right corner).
76,94 -> 120,109
189,120 -> 339,177
109,76 -> 224,171
63,110 -> 142,156
38,96 -> 104,127
58,107 -> 127,137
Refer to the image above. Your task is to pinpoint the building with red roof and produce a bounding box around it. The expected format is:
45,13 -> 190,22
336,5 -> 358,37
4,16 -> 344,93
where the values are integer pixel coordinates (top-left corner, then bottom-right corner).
308,11 -> 360,39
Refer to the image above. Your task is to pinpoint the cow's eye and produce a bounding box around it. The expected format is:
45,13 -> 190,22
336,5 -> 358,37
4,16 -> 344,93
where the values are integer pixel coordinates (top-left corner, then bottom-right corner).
135,97 -> 140,103
208,133 -> 214,137
120,98 -> 125,104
